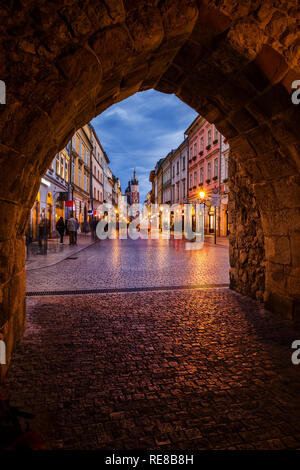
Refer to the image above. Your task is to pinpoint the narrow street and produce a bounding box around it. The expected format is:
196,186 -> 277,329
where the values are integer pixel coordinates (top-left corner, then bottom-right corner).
1,239 -> 300,450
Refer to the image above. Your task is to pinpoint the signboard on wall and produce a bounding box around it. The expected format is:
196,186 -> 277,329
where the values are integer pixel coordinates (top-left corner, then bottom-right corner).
210,189 -> 220,207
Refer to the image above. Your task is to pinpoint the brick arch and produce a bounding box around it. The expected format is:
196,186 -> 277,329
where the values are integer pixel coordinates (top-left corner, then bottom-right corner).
0,0 -> 299,378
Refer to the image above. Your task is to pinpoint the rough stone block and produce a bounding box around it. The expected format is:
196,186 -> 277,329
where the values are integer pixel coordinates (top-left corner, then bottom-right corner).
265,236 -> 291,265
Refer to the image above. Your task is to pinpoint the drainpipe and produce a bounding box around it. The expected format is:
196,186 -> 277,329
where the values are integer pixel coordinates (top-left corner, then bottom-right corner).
218,132 -> 222,237
69,137 -> 73,218
90,131 -> 94,220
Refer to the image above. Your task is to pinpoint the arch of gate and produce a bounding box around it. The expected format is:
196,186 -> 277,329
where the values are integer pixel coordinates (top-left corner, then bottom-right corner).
0,0 -> 299,379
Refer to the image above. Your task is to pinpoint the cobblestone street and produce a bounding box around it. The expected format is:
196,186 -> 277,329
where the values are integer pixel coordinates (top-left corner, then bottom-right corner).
26,237 -> 229,292
2,239 -> 300,449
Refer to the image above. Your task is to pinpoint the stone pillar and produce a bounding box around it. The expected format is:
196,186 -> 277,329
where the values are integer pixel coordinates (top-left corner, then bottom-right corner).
228,150 -> 266,302
0,202 -> 28,381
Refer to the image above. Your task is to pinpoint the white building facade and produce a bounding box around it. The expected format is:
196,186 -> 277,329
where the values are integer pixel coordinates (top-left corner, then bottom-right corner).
170,139 -> 188,205
90,125 -> 104,219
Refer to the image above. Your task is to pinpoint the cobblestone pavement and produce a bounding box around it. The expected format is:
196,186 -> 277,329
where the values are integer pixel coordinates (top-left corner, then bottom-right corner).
26,237 -> 229,292
2,288 -> 300,450
26,233 -> 95,271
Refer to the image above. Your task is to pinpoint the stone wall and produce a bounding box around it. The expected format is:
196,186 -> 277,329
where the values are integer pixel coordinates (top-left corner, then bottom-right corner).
229,150 -> 266,302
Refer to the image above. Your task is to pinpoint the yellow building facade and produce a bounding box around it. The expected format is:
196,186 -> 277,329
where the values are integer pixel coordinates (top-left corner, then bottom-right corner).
71,125 -> 92,230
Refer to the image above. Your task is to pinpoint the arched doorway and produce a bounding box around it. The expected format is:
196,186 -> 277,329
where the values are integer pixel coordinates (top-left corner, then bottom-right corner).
0,0 -> 299,378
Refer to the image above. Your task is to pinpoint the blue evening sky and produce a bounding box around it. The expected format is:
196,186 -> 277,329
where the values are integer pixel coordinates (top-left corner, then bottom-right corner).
91,89 -> 197,202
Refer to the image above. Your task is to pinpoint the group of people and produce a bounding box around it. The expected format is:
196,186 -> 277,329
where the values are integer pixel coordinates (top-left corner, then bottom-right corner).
56,214 -> 79,246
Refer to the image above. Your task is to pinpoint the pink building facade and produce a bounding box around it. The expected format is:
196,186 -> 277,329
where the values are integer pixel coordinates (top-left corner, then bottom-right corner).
185,115 -> 229,236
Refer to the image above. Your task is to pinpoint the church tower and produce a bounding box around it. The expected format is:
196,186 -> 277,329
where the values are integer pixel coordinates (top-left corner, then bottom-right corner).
125,168 -> 139,205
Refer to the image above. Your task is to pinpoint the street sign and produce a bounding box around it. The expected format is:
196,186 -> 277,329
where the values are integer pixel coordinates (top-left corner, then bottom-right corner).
211,193 -> 220,207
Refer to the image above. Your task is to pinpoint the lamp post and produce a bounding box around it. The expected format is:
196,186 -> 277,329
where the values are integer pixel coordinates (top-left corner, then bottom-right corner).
198,190 -> 206,242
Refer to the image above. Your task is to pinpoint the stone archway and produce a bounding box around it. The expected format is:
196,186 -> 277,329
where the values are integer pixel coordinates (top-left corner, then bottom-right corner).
0,0 -> 299,378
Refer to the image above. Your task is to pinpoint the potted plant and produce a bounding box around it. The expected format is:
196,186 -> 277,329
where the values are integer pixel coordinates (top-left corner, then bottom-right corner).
199,150 -> 203,156
206,179 -> 211,184
223,178 -> 229,183
213,175 -> 218,181
193,185 -> 196,189
206,144 -> 211,151
213,139 -> 218,145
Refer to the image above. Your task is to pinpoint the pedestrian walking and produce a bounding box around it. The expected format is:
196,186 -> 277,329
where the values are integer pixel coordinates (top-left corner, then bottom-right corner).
38,216 -> 46,246
56,216 -> 65,244
67,215 -> 77,246
75,217 -> 80,245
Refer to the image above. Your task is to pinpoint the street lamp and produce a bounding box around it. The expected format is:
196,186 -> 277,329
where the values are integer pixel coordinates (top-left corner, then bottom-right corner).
199,190 -> 206,202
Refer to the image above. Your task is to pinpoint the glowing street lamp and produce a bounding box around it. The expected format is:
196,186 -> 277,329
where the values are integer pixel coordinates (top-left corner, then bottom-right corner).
199,190 -> 206,201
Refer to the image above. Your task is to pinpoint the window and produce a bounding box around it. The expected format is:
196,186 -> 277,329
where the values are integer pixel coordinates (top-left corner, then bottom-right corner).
71,161 -> 75,182
98,190 -> 100,201
172,165 -> 175,178
60,155 -> 64,179
65,159 -> 69,183
94,165 -> 96,175
94,187 -> 96,199
72,134 -> 76,148
194,142 -> 197,157
207,129 -> 211,146
78,164 -> 82,187
189,173 -> 192,188
182,180 -> 185,197
193,171 -> 197,186
177,183 -> 179,200
190,147 -> 192,159
214,126 -> 219,142
199,167 -> 204,184
182,157 -> 185,171
200,136 -> 204,152
56,155 -> 60,175
79,140 -> 82,158
84,148 -> 87,164
207,162 -> 211,180
214,158 -> 218,178
177,161 -> 179,174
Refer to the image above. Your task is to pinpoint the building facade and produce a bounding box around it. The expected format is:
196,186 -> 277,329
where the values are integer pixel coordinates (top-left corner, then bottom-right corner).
148,114 -> 230,237
90,124 -> 104,220
30,123 -> 120,238
161,152 -> 172,205
29,147 -> 71,240
170,139 -> 188,205
185,115 -> 229,236
70,124 -> 92,230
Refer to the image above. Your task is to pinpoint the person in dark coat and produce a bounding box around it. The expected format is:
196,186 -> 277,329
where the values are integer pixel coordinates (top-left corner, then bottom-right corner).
56,217 -> 65,244
38,216 -> 46,246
